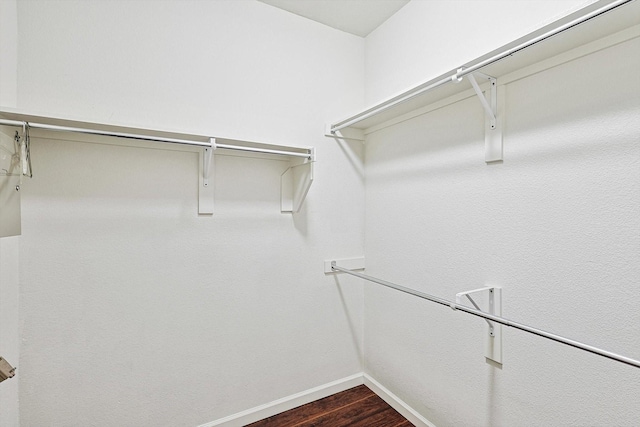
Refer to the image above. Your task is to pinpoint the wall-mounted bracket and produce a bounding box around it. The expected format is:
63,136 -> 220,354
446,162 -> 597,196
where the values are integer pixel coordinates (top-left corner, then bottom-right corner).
203,137 -> 216,188
456,286 -> 502,366
324,123 -> 365,142
324,257 -> 366,274
281,149 -> 315,213
198,137 -> 216,215
466,72 -> 503,163
467,73 -> 496,129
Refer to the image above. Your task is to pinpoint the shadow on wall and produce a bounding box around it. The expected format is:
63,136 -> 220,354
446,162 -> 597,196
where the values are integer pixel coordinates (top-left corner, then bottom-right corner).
334,274 -> 363,364
332,136 -> 365,179
361,36 -> 639,186
364,96 -> 485,182
292,197 -> 308,235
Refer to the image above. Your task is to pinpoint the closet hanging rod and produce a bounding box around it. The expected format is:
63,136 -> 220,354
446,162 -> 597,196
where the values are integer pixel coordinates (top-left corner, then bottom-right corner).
457,0 -> 632,78
330,0 -> 633,133
0,119 -> 313,160
331,263 -> 640,369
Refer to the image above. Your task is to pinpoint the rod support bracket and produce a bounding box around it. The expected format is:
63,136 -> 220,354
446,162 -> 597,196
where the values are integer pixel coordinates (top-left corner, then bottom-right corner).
203,137 -> 216,188
464,71 -> 503,163
453,68 -> 464,83
198,138 -> 216,215
324,257 -> 365,274
456,286 -> 502,365
467,72 -> 497,128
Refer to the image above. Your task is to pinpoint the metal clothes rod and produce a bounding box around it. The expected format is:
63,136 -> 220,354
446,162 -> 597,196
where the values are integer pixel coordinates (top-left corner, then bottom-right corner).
331,0 -> 632,133
331,263 -> 640,369
457,0 -> 632,78
0,119 -> 313,160
215,142 -> 310,159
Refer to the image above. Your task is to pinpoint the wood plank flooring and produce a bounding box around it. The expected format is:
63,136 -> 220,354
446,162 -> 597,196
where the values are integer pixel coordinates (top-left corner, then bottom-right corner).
246,385 -> 413,427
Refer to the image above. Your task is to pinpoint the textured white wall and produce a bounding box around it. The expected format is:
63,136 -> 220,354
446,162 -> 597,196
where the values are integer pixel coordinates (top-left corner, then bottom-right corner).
0,0 -> 17,105
16,0 -> 364,145
16,1 -> 365,426
0,0 -> 20,425
364,27 -> 640,427
364,0 -> 595,104
14,1 -> 639,426
0,236 -> 19,427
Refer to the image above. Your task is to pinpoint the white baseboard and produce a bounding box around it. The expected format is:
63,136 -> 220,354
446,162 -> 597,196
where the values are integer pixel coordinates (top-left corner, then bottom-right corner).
363,374 -> 437,427
198,372 -> 437,427
198,373 -> 364,427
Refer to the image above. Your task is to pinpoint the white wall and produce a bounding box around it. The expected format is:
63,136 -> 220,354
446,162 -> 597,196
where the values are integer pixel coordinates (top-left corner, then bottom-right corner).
363,2 -> 640,426
365,0 -> 594,104
0,0 -> 20,425
0,235 -> 20,427
13,1 -> 639,426
0,0 -> 17,104
15,1 -> 365,426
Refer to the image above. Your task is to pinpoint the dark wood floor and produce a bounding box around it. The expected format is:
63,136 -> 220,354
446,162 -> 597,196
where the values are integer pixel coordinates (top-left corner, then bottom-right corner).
246,384 -> 413,427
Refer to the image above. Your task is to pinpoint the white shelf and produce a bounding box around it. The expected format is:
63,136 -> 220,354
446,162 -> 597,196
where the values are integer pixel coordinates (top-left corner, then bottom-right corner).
328,0 -> 640,139
0,108 -> 315,216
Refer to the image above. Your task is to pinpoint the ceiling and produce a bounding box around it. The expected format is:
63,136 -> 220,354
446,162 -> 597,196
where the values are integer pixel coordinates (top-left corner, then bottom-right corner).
257,0 -> 411,37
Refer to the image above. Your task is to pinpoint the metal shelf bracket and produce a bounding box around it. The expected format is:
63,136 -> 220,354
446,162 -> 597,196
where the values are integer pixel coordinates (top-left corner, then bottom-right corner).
281,149 -> 315,213
456,286 -> 503,366
198,137 -> 216,215
467,72 -> 497,128
464,70 -> 503,163
203,137 -> 216,188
